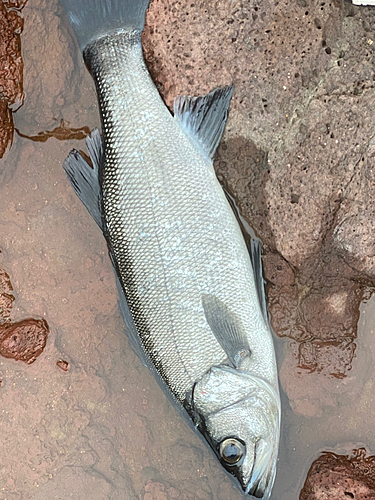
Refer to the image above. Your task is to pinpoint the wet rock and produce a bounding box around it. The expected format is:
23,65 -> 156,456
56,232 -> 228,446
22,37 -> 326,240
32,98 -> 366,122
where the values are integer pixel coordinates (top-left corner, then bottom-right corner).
0,0 -> 27,158
263,249 -> 363,382
0,318 -> 49,363
0,99 -> 14,159
143,0 -> 375,387
16,118 -> 91,142
3,1 -> 29,7
300,448 -> 375,500
0,266 -> 15,320
30,466 -> 115,500
0,263 -> 50,363
56,359 -> 69,371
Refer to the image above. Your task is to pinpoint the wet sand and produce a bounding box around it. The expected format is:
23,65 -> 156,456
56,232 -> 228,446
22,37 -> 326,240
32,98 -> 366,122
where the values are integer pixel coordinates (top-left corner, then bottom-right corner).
0,0 -> 375,498
1,128 -> 375,499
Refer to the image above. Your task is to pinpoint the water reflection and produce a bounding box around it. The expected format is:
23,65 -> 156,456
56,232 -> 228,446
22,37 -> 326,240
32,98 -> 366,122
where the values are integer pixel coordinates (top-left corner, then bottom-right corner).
272,296 -> 375,499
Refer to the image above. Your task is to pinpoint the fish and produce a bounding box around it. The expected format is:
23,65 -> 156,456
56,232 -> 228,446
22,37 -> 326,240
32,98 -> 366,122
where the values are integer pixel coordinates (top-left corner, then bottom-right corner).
59,0 -> 281,498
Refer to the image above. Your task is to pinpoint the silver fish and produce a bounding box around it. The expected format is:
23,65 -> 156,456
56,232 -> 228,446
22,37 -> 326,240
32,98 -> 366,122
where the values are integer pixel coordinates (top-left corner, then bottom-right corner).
59,0 -> 281,497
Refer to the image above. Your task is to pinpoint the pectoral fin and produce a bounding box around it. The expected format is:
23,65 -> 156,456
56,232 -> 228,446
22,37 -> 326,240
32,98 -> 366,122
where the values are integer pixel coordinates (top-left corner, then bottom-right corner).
202,294 -> 251,368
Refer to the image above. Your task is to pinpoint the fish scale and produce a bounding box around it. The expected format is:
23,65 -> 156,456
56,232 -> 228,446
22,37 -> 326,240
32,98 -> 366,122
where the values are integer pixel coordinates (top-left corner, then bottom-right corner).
83,31 -> 273,401
60,0 -> 280,496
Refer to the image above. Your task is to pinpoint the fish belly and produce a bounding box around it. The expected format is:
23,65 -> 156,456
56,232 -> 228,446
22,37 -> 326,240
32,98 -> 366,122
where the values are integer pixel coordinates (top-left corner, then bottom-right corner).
84,31 -> 277,402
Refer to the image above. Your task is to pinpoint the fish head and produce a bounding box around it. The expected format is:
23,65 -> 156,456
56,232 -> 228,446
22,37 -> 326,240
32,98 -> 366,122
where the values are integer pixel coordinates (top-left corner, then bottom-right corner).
190,365 -> 280,499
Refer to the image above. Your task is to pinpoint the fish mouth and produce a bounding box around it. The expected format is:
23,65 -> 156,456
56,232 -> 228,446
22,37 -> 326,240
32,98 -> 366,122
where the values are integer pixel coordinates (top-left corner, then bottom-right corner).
246,472 -> 271,499
244,439 -> 276,500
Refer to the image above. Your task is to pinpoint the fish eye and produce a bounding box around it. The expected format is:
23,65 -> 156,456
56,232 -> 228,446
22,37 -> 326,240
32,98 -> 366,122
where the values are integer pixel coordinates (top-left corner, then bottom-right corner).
219,438 -> 245,465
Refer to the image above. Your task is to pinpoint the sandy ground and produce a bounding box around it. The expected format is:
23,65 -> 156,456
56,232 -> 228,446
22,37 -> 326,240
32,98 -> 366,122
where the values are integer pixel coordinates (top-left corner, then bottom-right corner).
0,116 -> 244,500
0,0 -> 375,499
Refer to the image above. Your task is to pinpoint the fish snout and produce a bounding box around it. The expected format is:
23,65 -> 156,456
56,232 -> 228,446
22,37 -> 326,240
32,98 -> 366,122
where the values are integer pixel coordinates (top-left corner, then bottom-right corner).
244,437 -> 277,500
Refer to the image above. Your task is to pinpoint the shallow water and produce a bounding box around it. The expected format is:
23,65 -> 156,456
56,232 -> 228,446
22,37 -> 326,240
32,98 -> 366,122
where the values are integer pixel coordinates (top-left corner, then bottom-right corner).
272,295 -> 375,499
0,1 -> 375,499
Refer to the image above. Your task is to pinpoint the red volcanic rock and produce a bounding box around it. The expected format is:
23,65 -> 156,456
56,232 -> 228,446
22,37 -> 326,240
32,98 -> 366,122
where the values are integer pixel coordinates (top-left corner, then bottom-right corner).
3,1 -> 28,6
300,448 -> 375,500
0,98 -> 14,159
0,267 -> 15,320
0,265 -> 50,363
0,318 -> 49,364
56,359 -> 69,371
262,249 -> 362,380
142,0 -> 375,387
0,0 -> 27,158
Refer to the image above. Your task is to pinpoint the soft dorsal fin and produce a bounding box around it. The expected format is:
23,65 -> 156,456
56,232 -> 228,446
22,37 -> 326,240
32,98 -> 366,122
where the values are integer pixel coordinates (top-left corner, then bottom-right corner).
249,238 -> 269,326
174,85 -> 234,162
223,190 -> 270,327
202,294 -> 251,368
63,128 -> 103,229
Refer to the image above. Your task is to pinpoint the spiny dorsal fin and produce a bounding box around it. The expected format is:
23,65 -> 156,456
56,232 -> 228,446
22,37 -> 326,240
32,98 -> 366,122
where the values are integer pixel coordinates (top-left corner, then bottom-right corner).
63,128 -> 103,229
174,85 -> 234,162
202,294 -> 251,369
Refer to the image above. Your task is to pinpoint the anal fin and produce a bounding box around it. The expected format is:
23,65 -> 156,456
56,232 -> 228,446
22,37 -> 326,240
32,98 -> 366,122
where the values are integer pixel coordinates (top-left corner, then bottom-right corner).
63,128 -> 103,229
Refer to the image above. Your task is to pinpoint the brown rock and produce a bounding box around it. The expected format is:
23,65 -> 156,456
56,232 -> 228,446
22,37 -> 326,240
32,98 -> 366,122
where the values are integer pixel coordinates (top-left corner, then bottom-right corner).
333,156 -> 375,279
3,1 -> 28,7
0,267 -> 15,320
0,98 -> 14,158
144,481 -> 180,500
0,318 -> 49,364
0,2 -> 25,105
16,119 -> 91,143
143,0 -> 375,388
300,448 -> 375,500
56,359 -> 69,371
0,265 -> 50,363
0,0 -> 27,158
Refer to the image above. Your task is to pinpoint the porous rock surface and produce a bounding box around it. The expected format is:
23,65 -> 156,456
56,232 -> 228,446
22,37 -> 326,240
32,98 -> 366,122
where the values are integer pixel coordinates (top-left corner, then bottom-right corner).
0,264 -> 49,363
0,0 -> 28,158
0,0 -> 374,498
143,0 -> 375,402
300,448 -> 375,500
0,318 -> 49,363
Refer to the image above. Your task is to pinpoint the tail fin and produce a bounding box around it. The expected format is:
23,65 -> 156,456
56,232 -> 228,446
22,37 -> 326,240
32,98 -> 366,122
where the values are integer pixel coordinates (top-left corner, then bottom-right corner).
59,0 -> 151,51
